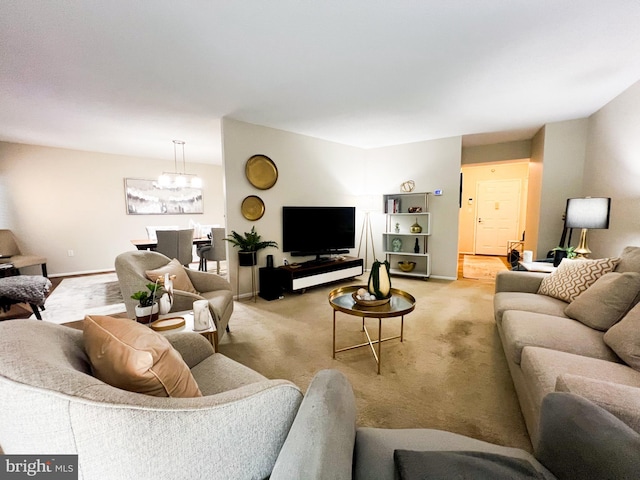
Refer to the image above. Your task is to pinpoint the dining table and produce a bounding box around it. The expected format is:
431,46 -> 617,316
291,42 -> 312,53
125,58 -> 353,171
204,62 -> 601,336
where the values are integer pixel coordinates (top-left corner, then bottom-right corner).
130,237 -> 211,251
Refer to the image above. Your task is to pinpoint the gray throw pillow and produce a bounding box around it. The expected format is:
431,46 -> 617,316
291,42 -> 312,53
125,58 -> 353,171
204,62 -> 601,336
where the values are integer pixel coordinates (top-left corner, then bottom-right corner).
603,302 -> 640,370
564,272 -> 640,331
394,450 -> 555,479
535,392 -> 640,480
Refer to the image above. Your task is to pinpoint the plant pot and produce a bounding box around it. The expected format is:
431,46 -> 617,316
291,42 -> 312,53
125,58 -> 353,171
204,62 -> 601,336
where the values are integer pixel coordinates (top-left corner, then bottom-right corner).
238,251 -> 257,267
553,250 -> 567,267
135,303 -> 159,324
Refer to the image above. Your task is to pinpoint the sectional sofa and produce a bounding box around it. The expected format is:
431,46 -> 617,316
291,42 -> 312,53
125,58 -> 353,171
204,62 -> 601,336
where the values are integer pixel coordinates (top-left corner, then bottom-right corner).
494,246 -> 640,446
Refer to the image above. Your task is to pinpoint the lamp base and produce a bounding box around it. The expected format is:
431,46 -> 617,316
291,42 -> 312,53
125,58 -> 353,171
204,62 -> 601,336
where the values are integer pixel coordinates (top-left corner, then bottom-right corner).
574,228 -> 591,258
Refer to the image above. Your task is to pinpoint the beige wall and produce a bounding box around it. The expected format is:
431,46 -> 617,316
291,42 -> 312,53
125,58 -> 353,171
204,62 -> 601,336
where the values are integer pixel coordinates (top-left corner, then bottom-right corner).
535,119 -> 589,257
222,118 -> 365,297
525,128 -> 545,256
458,161 -> 529,254
582,80 -> 640,257
0,142 -> 225,275
222,119 -> 462,297
461,140 -> 531,165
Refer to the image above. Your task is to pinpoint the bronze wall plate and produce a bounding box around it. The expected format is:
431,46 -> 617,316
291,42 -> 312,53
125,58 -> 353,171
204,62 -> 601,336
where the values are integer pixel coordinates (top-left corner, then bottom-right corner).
245,154 -> 278,190
241,195 -> 265,221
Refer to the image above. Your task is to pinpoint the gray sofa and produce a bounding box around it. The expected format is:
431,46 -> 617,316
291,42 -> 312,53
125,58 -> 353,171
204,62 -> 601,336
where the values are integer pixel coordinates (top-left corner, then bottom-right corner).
1,319 -> 638,479
494,246 -> 640,446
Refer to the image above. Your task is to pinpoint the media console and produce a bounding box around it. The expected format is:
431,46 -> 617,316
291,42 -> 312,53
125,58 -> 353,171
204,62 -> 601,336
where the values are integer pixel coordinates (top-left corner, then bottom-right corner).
279,256 -> 364,292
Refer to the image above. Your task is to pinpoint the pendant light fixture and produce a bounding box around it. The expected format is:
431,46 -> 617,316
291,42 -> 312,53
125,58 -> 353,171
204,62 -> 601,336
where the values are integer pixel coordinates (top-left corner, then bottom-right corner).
158,140 -> 202,189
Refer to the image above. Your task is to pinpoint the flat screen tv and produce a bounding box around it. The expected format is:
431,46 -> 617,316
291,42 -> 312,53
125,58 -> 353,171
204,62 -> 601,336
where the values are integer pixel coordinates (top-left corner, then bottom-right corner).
282,206 -> 356,260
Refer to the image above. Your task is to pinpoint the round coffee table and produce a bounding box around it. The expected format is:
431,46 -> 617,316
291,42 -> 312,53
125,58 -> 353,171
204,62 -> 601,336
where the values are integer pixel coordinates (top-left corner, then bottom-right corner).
328,285 -> 416,374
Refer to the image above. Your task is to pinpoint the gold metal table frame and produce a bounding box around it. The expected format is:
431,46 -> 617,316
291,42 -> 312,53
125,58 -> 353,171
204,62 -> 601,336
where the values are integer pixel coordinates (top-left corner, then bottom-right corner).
328,286 -> 416,374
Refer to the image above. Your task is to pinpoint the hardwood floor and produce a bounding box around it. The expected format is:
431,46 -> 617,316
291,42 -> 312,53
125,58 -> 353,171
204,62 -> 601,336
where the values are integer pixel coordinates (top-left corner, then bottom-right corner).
457,253 -> 510,279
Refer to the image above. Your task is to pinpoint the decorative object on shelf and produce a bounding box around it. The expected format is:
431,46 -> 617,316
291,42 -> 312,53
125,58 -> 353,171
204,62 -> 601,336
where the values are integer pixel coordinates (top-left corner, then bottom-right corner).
131,281 -> 163,323
367,260 -> 391,299
408,206 -> 422,213
241,195 -> 266,221
410,219 -> 422,233
391,237 -> 402,252
394,223 -> 400,233
400,180 -> 415,193
225,226 -> 278,267
414,238 -> 420,253
245,154 -> 278,190
352,288 -> 390,307
398,261 -> 416,272
158,140 -> 202,189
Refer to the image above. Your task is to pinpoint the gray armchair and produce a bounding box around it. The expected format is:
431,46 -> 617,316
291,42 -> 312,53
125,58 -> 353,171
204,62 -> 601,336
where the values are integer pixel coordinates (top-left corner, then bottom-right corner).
115,250 -> 233,347
0,320 -> 302,480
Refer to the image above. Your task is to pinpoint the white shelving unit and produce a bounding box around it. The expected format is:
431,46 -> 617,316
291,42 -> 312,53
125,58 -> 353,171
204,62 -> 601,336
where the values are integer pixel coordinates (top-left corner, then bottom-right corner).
383,192 -> 431,279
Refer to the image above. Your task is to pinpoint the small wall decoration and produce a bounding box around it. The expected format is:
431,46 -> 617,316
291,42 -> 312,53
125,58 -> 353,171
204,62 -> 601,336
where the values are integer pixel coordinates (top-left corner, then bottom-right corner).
124,178 -> 203,215
400,180 -> 415,192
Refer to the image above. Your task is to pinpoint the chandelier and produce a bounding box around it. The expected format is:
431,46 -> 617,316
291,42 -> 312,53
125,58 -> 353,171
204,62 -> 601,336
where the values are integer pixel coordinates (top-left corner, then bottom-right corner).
158,140 -> 202,189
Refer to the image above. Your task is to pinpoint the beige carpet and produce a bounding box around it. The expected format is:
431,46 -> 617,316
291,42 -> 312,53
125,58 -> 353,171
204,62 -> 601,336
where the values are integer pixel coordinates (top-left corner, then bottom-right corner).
463,255 -> 508,280
217,274 -> 531,452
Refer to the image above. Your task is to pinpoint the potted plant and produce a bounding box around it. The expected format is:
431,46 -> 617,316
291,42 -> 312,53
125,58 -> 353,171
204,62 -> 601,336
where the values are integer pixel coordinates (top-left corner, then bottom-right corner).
551,246 -> 576,267
131,282 -> 163,323
225,226 -> 278,266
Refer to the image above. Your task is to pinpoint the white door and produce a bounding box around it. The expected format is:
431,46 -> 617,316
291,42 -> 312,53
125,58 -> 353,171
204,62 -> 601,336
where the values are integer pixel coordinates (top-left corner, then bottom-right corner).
475,179 -> 521,255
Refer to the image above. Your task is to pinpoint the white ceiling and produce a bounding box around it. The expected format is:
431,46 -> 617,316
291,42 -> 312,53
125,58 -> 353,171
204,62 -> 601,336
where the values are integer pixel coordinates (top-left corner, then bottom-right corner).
2,1 -> 640,165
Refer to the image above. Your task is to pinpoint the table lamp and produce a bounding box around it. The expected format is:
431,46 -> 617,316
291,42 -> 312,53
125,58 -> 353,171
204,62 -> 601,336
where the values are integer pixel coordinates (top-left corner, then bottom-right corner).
564,197 -> 611,257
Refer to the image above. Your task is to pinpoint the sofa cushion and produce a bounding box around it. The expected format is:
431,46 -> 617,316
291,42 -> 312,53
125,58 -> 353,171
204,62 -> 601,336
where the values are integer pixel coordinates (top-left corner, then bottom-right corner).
555,374 -> 640,434
493,292 -> 569,325
564,272 -> 640,331
520,347 -> 640,423
604,302 -> 640,370
146,258 -> 198,294
83,315 -> 202,397
500,311 -> 618,366
614,246 -> 640,273
393,450 -> 555,480
537,257 -> 619,303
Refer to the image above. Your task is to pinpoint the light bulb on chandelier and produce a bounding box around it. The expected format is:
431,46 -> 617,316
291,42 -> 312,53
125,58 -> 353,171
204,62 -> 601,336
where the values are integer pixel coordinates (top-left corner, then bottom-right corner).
158,140 -> 202,188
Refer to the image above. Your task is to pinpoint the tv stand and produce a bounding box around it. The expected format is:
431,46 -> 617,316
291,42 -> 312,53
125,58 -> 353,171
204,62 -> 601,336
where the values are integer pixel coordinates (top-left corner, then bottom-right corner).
279,256 -> 364,292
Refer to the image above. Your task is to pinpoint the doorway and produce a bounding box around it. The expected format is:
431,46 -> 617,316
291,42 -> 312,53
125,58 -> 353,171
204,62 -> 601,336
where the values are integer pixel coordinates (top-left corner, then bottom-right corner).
475,179 -> 521,255
458,161 -> 529,257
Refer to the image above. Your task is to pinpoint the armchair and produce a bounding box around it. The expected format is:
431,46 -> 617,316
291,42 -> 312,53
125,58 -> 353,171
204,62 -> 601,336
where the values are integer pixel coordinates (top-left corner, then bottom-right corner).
0,320 -> 302,480
0,229 -> 47,276
115,250 -> 233,347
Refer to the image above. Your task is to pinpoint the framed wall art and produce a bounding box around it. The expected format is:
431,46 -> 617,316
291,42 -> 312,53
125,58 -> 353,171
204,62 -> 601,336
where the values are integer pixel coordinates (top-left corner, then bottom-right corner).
124,178 -> 203,215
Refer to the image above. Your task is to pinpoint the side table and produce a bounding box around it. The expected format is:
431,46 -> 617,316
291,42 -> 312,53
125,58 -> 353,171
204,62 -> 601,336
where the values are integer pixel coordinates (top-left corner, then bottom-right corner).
328,285 -> 416,374
152,310 -> 219,351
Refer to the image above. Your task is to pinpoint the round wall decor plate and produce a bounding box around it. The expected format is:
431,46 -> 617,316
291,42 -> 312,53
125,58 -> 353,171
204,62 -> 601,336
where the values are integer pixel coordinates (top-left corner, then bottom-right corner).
246,154 -> 278,190
241,195 -> 265,221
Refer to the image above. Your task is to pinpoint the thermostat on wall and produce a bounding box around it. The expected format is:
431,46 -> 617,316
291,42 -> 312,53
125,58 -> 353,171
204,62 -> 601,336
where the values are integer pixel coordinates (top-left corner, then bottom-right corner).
434,189 -> 443,196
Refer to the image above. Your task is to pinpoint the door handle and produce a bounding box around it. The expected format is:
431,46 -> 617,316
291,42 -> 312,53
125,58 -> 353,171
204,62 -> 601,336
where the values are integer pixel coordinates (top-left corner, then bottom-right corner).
478,218 -> 483,223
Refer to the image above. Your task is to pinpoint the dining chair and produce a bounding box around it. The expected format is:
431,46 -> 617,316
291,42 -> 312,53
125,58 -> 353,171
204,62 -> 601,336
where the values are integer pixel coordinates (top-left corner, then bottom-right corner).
198,228 -> 227,274
156,229 -> 194,267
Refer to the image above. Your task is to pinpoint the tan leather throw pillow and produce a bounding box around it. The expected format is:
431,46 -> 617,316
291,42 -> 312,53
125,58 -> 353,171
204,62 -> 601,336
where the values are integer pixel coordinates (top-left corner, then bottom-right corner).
537,257 -> 619,303
83,315 -> 202,397
146,258 -> 198,294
